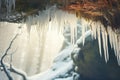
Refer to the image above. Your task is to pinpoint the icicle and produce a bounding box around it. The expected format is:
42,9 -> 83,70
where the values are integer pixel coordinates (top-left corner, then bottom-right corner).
101,25 -> 109,62
107,26 -> 120,65
97,24 -> 102,56
113,33 -> 117,57
101,29 -> 107,62
24,6 -> 120,65
81,18 -> 88,46
105,30 -> 109,61
90,21 -> 120,63
66,13 -> 78,44
91,22 -> 97,39
107,26 -> 113,48
82,23 -> 85,45
90,21 -> 102,57
25,7 -> 78,45
119,37 -> 120,65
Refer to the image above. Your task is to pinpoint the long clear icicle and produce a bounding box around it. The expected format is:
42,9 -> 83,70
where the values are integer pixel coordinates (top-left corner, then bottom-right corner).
97,23 -> 102,56
81,18 -> 88,46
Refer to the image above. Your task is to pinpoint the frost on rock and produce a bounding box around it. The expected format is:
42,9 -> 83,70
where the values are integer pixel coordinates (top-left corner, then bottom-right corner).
28,46 -> 80,80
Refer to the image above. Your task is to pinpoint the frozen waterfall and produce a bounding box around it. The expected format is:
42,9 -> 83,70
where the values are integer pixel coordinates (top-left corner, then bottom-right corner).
1,0 -> 119,65
25,6 -> 120,65
0,4 -> 120,80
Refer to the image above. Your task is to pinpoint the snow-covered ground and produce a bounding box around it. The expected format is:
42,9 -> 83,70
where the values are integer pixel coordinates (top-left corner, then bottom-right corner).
28,46 -> 80,80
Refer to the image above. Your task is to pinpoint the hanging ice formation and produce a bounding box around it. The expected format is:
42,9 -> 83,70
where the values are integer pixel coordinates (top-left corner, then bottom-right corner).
82,19 -> 120,64
90,21 -> 120,64
0,0 -> 15,13
0,0 -> 119,65
25,6 -> 120,65
26,6 -> 78,44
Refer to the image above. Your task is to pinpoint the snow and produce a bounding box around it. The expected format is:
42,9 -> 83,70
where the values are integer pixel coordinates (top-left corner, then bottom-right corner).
28,46 -> 79,80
